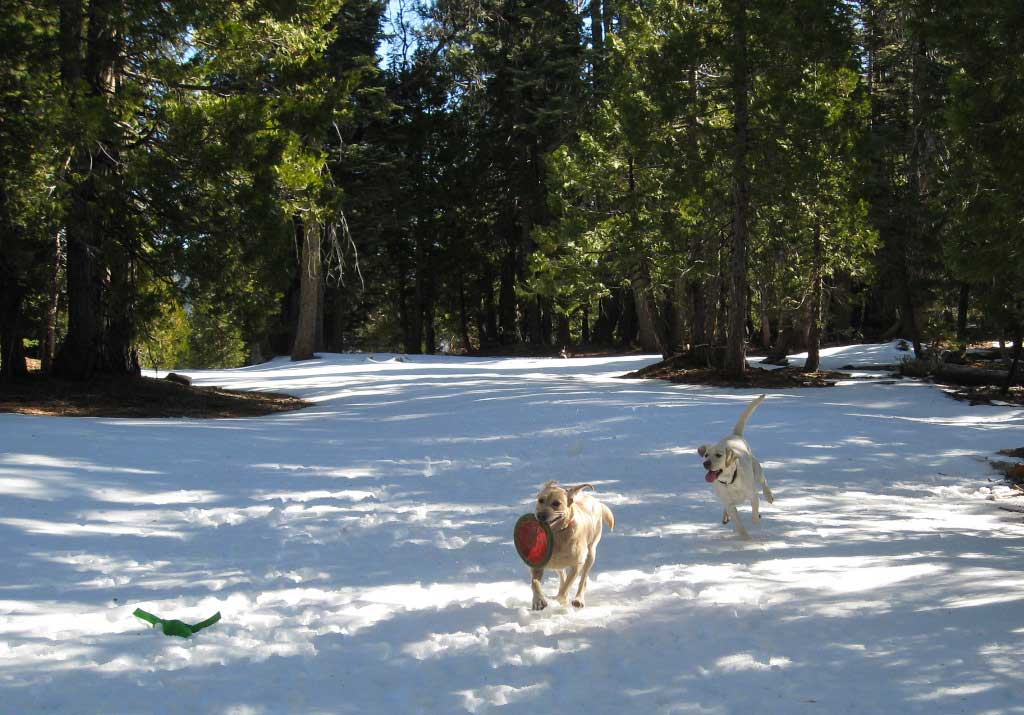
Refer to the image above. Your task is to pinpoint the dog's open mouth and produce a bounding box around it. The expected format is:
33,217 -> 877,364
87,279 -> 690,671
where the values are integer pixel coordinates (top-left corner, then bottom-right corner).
705,470 -> 722,483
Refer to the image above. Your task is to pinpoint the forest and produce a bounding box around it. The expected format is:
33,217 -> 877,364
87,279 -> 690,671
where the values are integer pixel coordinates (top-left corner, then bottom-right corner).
0,0 -> 1021,382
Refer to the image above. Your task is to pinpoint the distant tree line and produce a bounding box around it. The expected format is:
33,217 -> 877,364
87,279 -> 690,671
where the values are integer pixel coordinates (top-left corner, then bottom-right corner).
0,0 -> 1021,381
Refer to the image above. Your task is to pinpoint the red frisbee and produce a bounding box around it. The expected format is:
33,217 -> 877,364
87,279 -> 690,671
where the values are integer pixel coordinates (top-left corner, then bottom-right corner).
514,514 -> 554,568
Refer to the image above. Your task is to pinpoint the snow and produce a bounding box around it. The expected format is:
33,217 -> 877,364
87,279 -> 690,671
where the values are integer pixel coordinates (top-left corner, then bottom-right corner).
2,341 -> 1024,714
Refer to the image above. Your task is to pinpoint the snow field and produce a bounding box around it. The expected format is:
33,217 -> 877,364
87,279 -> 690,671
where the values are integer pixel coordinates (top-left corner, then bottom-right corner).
1,343 -> 1023,714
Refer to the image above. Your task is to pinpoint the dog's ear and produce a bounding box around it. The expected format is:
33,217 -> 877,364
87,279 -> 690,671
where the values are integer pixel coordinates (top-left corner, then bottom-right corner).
698,445 -> 708,457
724,448 -> 738,467
565,483 -> 594,505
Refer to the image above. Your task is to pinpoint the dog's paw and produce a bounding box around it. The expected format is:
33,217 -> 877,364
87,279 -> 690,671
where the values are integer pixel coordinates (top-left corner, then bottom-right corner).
752,513 -> 760,523
571,598 -> 585,609
722,514 -> 730,524
532,597 -> 548,611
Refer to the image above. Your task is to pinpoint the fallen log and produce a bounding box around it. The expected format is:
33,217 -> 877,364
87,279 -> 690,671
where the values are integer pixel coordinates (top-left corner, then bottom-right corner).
936,363 -> 1024,387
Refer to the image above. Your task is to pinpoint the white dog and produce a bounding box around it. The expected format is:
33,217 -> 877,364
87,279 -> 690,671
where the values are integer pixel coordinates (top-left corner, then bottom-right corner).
697,394 -> 774,539
530,481 -> 614,610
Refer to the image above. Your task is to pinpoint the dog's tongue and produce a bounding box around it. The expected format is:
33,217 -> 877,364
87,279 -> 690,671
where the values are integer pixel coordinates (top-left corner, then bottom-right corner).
705,470 -> 721,483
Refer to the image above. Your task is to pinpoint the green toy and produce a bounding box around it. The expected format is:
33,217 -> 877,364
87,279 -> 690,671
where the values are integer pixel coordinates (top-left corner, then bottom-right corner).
133,608 -> 221,638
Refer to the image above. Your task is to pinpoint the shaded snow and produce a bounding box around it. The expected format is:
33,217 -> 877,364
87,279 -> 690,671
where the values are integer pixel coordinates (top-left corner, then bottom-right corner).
2,343 -> 1023,714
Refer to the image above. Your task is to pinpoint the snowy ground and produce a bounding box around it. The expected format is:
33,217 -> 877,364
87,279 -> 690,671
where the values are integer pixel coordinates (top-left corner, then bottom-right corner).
2,342 -> 1024,714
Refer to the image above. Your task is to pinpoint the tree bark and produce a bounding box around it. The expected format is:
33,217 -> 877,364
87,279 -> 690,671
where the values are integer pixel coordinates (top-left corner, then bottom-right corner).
1003,335 -> 1022,396
956,283 -> 970,348
759,283 -> 771,350
0,256 -> 28,382
668,273 -> 687,355
53,0 -> 138,378
482,271 -> 499,348
408,236 -> 426,354
291,219 -> 322,361
617,286 -> 638,347
556,312 -> 572,348
724,0 -> 751,377
459,276 -> 473,353
633,273 -> 661,354
499,245 -> 517,344
42,229 -> 62,373
590,0 -> 604,88
803,224 -> 824,373
424,285 -> 436,354
593,294 -> 619,345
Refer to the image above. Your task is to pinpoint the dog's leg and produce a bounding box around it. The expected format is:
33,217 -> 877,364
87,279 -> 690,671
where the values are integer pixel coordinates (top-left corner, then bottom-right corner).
530,568 -> 548,610
572,549 -> 597,608
555,565 -> 580,606
725,503 -> 750,539
751,491 -> 761,523
756,461 -> 774,504
722,509 -> 730,524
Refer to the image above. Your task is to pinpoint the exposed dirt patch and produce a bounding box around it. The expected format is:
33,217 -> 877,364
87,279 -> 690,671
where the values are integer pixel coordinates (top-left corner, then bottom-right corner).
989,449 -> 1024,499
0,374 -> 309,418
940,385 -> 1024,407
620,355 -> 847,387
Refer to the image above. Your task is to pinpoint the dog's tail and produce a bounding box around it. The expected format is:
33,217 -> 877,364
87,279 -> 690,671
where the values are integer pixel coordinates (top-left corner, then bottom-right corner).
602,504 -> 615,530
732,394 -> 766,436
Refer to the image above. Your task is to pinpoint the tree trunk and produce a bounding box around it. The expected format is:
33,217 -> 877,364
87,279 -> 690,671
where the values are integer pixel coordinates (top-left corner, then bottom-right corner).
764,321 -> 795,365
291,219 -> 322,361
634,279 -> 661,353
556,312 -> 572,348
590,0 -> 604,88
759,283 -> 771,350
483,271 -> 499,348
0,258 -> 27,382
618,286 -> 638,347
104,246 -> 141,376
669,273 -> 687,355
592,294 -> 618,345
315,269 -> 326,352
803,224 -> 824,373
42,229 -> 62,373
904,29 -> 931,359
459,276 -> 473,353
499,244 -> 517,344
581,305 -> 591,344
603,0 -> 615,40
408,237 -> 426,354
424,284 -> 436,355
1003,335 -> 1022,396
724,0 -> 751,377
53,0 -> 134,379
688,247 -> 711,364
956,282 -> 970,348
523,296 -> 543,345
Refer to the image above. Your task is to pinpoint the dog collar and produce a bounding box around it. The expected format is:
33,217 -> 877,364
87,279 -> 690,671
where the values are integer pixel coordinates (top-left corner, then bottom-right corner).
717,471 -> 739,486
554,518 -> 575,532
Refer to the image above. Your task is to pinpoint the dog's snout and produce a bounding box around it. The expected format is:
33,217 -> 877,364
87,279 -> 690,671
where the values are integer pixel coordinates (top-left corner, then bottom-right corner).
702,459 -> 712,470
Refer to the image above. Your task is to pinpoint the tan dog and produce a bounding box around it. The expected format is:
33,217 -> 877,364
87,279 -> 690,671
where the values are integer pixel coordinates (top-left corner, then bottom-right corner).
530,481 -> 615,610
697,394 -> 774,539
